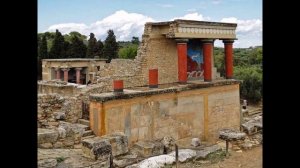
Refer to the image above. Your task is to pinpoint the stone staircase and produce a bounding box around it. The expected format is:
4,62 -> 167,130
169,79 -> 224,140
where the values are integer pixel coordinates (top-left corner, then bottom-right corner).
78,119 -> 96,139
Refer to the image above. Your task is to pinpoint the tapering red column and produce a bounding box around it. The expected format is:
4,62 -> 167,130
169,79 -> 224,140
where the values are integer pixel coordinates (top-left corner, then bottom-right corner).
55,68 -> 61,80
202,39 -> 214,82
176,39 -> 188,84
149,69 -> 158,88
223,40 -> 234,79
75,68 -> 82,84
62,68 -> 70,82
113,80 -> 123,93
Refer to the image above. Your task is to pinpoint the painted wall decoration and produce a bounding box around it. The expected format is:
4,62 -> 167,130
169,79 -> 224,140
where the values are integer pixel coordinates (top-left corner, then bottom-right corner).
187,40 -> 204,79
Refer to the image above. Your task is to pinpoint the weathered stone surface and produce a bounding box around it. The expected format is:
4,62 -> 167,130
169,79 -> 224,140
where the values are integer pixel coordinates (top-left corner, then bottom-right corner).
54,112 -> 66,120
59,121 -> 87,137
83,130 -> 94,137
241,116 -> 262,134
38,159 -> 57,168
169,149 -> 197,162
82,137 -> 112,161
78,119 -> 90,127
191,138 -> 201,147
39,143 -> 53,149
131,141 -> 164,157
48,122 -> 59,127
195,144 -> 222,160
57,126 -> 66,139
219,129 -> 246,141
101,132 -> 129,156
113,155 -> 139,168
53,142 -> 63,148
63,138 -> 75,147
38,128 -> 59,144
161,136 -> 175,153
127,155 -> 175,168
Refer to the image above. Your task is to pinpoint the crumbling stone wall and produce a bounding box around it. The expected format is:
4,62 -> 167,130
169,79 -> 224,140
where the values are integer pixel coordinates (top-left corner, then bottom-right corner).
38,94 -> 82,128
95,24 -> 179,88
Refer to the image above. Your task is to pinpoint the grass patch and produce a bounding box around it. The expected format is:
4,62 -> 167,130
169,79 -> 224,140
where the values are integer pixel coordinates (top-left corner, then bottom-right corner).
56,156 -> 66,163
206,150 -> 227,164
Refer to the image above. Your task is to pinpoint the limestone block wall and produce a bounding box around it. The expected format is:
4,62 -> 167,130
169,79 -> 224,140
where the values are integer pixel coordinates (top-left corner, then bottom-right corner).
90,84 -> 240,146
96,24 -> 179,89
140,37 -> 178,85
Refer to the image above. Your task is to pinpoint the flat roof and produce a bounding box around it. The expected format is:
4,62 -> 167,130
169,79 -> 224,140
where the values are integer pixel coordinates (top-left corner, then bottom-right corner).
146,19 -> 237,27
90,79 -> 241,102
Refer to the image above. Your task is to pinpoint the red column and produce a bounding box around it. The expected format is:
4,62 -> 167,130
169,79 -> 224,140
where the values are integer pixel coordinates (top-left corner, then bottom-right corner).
149,69 -> 158,88
55,68 -> 61,80
75,68 -> 82,84
62,68 -> 69,82
223,40 -> 234,79
176,39 -> 188,84
202,40 -> 213,82
113,80 -> 123,93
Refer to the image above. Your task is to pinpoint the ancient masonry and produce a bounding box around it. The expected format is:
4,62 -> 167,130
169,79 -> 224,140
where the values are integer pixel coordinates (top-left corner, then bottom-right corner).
38,19 -> 247,166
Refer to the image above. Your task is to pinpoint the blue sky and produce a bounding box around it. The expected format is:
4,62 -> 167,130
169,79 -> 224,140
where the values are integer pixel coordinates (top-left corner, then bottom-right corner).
38,0 -> 262,48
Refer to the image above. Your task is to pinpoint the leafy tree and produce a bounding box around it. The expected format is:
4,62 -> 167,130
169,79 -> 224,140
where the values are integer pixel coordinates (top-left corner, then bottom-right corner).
131,36 -> 140,45
86,33 -> 98,58
39,35 -> 48,59
64,31 -> 87,43
249,47 -> 262,65
103,29 -> 118,62
49,29 -> 65,58
118,44 -> 138,59
69,35 -> 87,58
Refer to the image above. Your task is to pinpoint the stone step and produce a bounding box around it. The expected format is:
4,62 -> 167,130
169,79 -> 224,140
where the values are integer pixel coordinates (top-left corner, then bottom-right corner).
78,119 -> 90,127
82,130 -> 94,137
81,135 -> 96,140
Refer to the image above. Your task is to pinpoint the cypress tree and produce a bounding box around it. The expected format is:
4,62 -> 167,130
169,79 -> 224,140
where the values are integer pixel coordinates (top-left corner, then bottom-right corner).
39,35 -> 48,59
86,33 -> 97,58
103,29 -> 118,62
69,36 -> 87,58
49,29 -> 65,58
95,40 -> 104,58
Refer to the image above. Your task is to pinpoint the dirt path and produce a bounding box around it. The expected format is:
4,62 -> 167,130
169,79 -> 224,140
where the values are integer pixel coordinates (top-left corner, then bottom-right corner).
177,145 -> 262,168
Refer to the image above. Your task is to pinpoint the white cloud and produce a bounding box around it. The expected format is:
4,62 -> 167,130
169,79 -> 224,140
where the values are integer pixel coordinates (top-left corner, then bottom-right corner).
217,17 -> 262,48
172,12 -> 210,21
47,23 -> 88,33
45,10 -> 154,41
157,4 -> 174,8
44,10 -> 261,48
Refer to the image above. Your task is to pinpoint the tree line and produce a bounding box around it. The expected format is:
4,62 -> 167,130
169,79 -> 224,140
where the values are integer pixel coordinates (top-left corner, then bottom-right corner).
37,29 -> 139,80
38,29 -> 119,62
214,46 -> 262,103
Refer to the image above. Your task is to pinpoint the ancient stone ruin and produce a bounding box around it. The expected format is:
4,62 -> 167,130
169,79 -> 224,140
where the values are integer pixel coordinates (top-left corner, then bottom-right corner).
37,19 -> 262,167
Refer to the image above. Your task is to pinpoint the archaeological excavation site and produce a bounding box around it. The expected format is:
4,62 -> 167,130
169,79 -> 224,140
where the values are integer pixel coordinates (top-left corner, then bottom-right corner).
38,19 -> 262,168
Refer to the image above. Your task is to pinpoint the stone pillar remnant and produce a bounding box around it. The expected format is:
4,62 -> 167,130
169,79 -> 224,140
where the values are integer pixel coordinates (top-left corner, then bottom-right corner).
149,68 -> 158,88
113,80 -> 124,93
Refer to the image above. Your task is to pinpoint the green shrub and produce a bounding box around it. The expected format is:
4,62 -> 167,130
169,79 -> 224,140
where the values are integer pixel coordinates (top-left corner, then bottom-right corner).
234,66 -> 262,103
